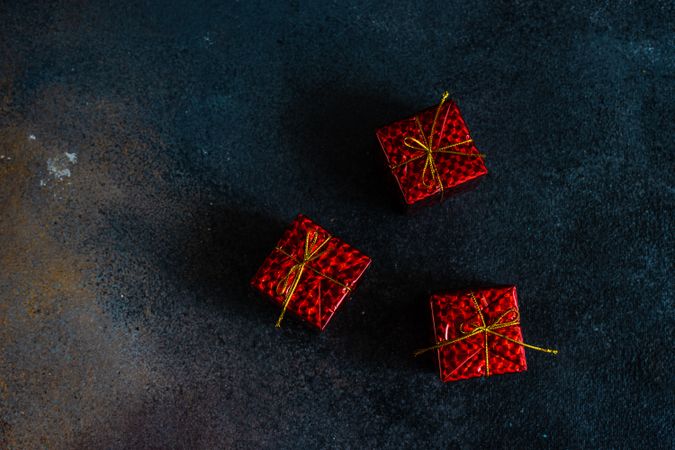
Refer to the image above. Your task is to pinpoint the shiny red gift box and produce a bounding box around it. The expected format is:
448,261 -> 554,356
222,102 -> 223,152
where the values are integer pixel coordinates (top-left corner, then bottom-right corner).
250,214 -> 371,330
375,92 -> 487,207
419,286 -> 556,382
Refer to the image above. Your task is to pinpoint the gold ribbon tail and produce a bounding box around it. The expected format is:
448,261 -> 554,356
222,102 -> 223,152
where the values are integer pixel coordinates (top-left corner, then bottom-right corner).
487,331 -> 558,354
275,264 -> 305,328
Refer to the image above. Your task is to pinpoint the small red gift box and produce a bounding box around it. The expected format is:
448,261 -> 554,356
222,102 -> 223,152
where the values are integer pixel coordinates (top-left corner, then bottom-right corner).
250,214 -> 371,330
416,286 -> 557,382
376,92 -> 487,207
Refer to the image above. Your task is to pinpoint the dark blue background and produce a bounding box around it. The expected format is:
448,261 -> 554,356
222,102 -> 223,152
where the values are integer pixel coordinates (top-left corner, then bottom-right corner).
0,1 -> 673,448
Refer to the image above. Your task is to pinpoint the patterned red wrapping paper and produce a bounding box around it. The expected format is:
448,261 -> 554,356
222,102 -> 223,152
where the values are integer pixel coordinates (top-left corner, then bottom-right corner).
423,286 -> 557,382
250,214 -> 371,331
375,92 -> 487,207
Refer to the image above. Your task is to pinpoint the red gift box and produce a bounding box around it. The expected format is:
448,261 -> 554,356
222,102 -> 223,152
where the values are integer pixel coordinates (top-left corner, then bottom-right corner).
250,214 -> 371,330
376,92 -> 487,207
416,286 -> 557,382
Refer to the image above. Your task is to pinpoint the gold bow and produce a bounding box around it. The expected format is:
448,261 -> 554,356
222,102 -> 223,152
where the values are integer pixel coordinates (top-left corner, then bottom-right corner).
274,231 -> 350,328
415,292 -> 557,376
391,92 -> 486,195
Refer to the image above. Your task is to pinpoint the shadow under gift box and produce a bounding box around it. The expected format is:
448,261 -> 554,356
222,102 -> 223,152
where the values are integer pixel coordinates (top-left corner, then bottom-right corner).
418,286 -> 557,382
375,92 -> 488,209
250,214 -> 372,331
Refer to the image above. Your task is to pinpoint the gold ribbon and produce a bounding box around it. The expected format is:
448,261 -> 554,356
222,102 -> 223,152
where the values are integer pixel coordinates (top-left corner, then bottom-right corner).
390,92 -> 486,196
414,292 -> 557,376
274,231 -> 350,328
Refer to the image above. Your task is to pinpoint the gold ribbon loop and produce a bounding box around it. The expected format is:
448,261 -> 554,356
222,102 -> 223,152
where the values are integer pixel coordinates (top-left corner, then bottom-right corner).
391,91 -> 486,195
414,292 -> 557,376
274,231 -> 351,328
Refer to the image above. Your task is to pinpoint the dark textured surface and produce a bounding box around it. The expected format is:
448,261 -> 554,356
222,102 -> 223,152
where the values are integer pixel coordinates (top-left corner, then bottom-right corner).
0,1 -> 673,448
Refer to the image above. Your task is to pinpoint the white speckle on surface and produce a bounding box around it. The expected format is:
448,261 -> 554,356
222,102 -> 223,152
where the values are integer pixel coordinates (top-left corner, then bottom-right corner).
39,180 -> 46,186
48,164 -> 70,179
47,152 -> 77,180
28,134 -> 36,140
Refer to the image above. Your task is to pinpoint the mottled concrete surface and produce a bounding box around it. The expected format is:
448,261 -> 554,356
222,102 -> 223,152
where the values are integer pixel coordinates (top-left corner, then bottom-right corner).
0,1 -> 673,448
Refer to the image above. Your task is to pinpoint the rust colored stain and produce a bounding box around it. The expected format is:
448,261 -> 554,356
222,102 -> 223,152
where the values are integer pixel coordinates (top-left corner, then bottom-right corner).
0,85 -> 175,448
